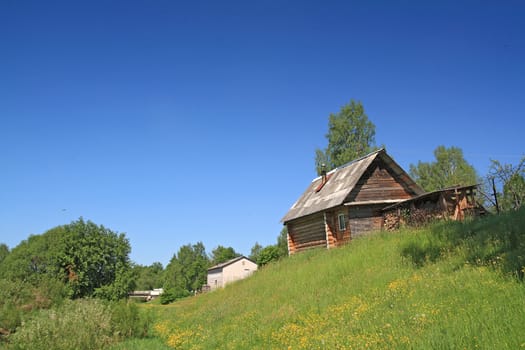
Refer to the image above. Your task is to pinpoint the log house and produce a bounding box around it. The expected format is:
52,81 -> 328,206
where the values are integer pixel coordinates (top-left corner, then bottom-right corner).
282,149 -> 425,254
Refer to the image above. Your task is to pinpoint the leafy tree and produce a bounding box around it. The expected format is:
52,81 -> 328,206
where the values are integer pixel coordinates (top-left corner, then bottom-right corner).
257,246 -> 281,266
315,100 -> 376,174
277,227 -> 289,257
409,145 -> 478,192
0,218 -> 134,300
210,245 -> 240,265
0,243 -> 9,265
488,157 -> 525,211
249,242 -> 263,262
164,242 -> 209,294
133,262 -> 164,290
251,228 -> 289,267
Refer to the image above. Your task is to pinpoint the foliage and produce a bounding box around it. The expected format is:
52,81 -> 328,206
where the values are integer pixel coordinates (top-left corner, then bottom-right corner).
488,156 -> 525,211
0,243 -> 9,265
159,287 -> 190,305
0,218 -> 134,301
210,245 -> 240,265
164,242 -> 209,293
133,209 -> 525,349
250,228 -> 288,267
315,100 -> 376,174
409,145 -> 478,191
133,262 -> 164,291
249,242 -> 263,262
276,227 -> 289,257
256,245 -> 281,266
0,276 -> 67,338
7,299 -> 152,350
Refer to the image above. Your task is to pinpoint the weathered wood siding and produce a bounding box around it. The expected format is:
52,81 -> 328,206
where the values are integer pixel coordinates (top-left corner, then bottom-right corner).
325,207 -> 351,248
287,212 -> 326,254
348,160 -> 414,202
348,204 -> 384,238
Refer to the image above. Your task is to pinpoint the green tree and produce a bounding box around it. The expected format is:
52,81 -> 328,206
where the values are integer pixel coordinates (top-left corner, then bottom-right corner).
409,146 -> 478,192
210,245 -> 240,266
0,243 -> 9,265
488,157 -> 525,211
0,218 -> 134,300
257,246 -> 281,267
277,227 -> 289,257
164,242 -> 209,294
133,262 -> 164,290
315,100 -> 376,174
249,242 -> 263,262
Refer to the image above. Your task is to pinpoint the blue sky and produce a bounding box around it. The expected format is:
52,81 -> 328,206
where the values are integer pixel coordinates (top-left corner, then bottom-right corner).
1,1 -> 524,266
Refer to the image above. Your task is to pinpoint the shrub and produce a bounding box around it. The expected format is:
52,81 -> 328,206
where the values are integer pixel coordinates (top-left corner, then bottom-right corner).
8,298 -> 153,350
110,300 -> 152,338
160,287 -> 190,305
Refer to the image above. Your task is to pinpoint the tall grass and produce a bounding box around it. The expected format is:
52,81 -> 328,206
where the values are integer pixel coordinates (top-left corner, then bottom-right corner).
6,299 -> 152,350
116,209 -> 525,349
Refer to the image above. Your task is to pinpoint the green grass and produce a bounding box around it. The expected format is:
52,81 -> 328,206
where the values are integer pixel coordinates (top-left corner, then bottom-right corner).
113,209 -> 525,349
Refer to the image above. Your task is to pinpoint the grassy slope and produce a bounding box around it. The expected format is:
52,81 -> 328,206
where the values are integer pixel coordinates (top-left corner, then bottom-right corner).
115,209 -> 525,349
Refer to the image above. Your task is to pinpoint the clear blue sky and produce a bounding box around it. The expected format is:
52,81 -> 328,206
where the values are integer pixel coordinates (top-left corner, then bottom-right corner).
1,1 -> 524,266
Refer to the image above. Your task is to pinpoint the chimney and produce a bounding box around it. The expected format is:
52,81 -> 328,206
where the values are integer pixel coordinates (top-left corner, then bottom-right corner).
321,163 -> 327,184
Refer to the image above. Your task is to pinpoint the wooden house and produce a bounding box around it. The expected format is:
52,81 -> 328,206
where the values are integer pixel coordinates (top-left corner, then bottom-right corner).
281,149 -> 425,254
207,256 -> 258,290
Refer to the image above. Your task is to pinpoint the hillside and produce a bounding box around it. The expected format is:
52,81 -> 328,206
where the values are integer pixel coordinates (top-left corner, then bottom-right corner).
115,209 -> 525,350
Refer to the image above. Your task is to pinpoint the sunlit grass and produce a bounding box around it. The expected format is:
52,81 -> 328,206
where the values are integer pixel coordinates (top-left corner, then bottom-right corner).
113,209 -> 525,349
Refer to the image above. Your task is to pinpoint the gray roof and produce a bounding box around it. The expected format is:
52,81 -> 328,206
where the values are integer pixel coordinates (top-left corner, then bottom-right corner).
207,256 -> 256,271
281,149 -> 424,223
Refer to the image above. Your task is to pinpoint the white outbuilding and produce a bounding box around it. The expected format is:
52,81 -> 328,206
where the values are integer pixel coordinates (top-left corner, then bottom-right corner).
207,256 -> 258,290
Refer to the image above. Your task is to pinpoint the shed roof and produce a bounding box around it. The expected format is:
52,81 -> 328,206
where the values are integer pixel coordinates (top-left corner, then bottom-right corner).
281,149 -> 424,223
381,184 -> 479,211
207,256 -> 256,271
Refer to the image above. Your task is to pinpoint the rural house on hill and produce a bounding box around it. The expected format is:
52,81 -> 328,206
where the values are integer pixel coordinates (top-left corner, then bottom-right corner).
206,256 -> 257,290
281,148 -> 426,254
282,148 -> 484,255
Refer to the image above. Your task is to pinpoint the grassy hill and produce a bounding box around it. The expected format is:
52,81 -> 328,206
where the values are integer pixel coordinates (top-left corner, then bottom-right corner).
114,209 -> 525,350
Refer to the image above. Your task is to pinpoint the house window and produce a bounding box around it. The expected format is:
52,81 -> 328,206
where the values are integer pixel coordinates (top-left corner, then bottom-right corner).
338,213 -> 346,231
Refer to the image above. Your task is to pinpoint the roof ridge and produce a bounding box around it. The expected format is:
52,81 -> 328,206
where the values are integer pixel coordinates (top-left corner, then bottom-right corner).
334,147 -> 385,171
311,148 -> 385,183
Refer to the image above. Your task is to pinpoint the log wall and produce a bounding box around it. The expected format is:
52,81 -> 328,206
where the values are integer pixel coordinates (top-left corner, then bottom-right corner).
325,206 -> 351,248
348,160 -> 414,202
287,212 -> 327,254
348,204 -> 384,237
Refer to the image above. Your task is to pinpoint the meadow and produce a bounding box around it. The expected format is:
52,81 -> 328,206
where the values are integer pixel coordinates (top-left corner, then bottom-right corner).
112,208 -> 525,349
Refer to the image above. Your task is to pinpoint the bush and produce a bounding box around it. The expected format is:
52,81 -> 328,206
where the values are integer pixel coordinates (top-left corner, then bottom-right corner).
160,287 -> 190,305
8,298 -> 153,350
110,300 -> 152,338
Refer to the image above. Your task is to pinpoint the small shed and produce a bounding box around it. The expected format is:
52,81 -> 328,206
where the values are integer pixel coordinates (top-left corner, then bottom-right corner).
382,184 -> 486,229
207,256 -> 258,290
282,149 -> 425,254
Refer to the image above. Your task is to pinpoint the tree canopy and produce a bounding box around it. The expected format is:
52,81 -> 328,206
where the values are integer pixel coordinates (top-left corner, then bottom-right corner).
164,242 -> 209,294
210,245 -> 240,266
488,156 -> 525,211
409,145 -> 478,192
133,262 -> 164,291
0,218 -> 134,300
0,243 -> 9,265
315,100 -> 376,174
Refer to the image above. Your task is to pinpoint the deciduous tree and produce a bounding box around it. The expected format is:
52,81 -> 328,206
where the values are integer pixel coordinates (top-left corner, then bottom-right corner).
0,218 -> 134,300
409,146 -> 478,192
164,242 -> 209,294
0,243 -> 9,265
315,100 -> 376,174
488,156 -> 525,211
210,245 -> 240,265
